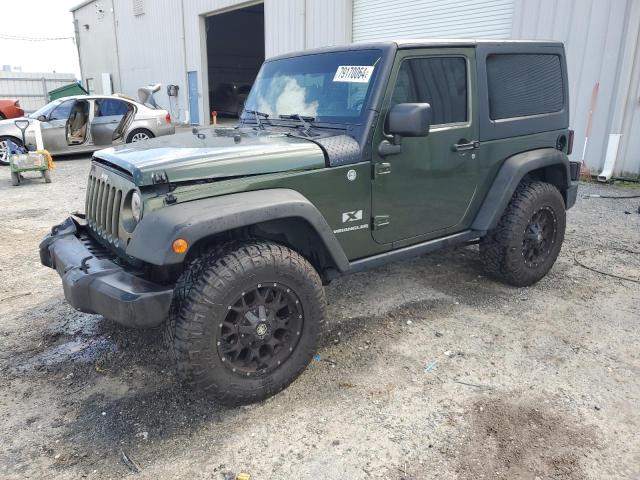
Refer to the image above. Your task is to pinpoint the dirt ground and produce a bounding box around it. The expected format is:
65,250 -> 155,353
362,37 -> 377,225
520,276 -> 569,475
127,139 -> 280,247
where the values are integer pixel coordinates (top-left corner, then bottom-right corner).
1,157 -> 639,480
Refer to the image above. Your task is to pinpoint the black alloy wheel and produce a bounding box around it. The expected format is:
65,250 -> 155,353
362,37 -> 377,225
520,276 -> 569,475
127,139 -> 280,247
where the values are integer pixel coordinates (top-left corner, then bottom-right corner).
522,207 -> 558,268
168,241 -> 326,405
218,283 -> 304,376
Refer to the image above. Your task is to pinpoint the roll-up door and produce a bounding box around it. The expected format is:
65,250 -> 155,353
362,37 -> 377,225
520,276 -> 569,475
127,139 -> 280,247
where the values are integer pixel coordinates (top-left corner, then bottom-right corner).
353,0 -> 515,42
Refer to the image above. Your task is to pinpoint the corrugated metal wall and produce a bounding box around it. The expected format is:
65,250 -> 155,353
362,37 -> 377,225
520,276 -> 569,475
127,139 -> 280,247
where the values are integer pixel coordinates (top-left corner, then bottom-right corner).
75,0 -> 350,124
112,0 -> 188,122
74,0 -> 121,96
182,0 -> 351,124
611,0 -> 640,179
512,0 -> 640,178
353,0 -> 515,42
0,72 -> 77,113
305,0 -> 352,49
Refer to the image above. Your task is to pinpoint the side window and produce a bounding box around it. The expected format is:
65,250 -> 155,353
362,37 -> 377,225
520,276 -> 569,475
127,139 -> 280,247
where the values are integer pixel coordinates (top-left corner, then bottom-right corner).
392,56 -> 467,125
95,99 -> 129,117
49,100 -> 75,121
487,54 -> 563,120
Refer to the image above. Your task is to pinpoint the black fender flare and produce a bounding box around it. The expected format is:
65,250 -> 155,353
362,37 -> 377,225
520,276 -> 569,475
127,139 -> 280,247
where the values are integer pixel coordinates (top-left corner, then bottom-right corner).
126,188 -> 350,272
472,148 -> 571,231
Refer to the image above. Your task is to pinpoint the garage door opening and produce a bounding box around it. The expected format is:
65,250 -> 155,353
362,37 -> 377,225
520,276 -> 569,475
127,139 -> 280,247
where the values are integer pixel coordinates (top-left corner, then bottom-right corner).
205,3 -> 264,119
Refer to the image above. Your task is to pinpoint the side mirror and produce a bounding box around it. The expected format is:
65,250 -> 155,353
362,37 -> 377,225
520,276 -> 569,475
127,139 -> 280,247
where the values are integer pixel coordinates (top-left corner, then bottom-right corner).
386,103 -> 432,138
37,115 -> 47,122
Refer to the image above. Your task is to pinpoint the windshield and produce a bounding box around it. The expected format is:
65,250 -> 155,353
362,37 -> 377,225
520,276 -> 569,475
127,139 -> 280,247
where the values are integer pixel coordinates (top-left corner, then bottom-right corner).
242,49 -> 383,124
29,100 -> 62,119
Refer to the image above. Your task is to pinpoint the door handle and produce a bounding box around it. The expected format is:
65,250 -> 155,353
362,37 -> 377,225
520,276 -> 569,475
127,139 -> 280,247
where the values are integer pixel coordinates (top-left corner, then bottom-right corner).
453,140 -> 479,152
374,162 -> 391,177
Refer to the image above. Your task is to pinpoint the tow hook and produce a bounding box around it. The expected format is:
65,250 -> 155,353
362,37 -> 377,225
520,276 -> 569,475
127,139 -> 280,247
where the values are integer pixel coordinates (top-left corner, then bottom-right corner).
79,255 -> 92,273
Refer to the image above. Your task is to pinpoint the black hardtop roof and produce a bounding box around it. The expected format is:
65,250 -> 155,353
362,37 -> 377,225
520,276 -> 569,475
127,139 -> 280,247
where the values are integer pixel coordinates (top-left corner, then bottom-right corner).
267,39 -> 563,62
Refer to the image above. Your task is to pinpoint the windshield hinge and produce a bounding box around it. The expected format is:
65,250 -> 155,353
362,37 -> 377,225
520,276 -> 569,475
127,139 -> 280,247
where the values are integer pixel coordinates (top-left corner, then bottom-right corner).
373,162 -> 391,178
151,171 -> 169,184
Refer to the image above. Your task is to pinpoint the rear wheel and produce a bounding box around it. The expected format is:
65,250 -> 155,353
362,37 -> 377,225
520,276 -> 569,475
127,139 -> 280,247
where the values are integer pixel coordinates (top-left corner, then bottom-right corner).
480,180 -> 566,287
0,136 -> 22,166
170,241 -> 326,405
11,171 -> 20,186
126,129 -> 154,143
42,169 -> 51,183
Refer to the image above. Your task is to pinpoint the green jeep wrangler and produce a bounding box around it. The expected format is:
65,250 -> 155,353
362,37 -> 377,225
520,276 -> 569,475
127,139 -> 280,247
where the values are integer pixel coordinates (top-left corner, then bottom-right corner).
41,40 -> 579,404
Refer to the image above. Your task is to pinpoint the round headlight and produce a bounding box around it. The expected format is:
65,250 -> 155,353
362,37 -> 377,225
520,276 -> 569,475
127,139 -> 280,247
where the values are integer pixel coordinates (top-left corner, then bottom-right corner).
131,191 -> 142,222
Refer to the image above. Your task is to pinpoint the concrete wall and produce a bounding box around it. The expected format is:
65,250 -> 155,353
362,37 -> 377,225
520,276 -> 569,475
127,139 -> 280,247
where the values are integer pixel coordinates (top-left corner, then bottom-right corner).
512,0 -> 639,179
73,0 -> 121,95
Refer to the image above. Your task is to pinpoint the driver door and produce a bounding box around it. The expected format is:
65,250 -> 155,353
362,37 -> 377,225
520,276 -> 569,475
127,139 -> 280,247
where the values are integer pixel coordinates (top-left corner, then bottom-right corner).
39,99 -> 76,153
371,48 -> 481,245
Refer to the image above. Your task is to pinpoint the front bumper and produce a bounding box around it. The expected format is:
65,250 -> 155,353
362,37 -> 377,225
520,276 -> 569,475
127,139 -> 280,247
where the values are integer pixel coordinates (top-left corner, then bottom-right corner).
39,217 -> 173,328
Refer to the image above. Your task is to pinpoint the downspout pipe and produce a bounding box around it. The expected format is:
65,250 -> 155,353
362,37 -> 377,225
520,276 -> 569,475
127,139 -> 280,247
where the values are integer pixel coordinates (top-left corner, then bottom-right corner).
597,0 -> 639,181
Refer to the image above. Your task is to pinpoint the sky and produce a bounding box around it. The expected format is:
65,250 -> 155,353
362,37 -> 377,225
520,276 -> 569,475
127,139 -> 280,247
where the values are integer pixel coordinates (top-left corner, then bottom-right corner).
0,0 -> 81,76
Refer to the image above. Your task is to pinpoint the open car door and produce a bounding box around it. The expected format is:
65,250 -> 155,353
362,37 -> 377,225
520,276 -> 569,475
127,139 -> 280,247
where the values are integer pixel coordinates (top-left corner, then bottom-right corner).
65,100 -> 90,146
91,98 -> 135,147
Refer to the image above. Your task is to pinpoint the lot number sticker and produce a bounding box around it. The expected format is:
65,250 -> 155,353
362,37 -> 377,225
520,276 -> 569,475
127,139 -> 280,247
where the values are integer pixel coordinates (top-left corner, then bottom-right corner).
333,66 -> 375,83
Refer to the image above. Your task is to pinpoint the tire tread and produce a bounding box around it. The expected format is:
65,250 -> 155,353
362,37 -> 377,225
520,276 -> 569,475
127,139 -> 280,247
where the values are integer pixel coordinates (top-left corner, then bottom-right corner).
480,180 -> 566,287
167,240 -> 325,405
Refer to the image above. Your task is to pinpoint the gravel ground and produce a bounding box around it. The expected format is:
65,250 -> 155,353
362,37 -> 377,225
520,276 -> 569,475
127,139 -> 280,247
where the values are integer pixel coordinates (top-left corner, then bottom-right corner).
0,157 -> 639,480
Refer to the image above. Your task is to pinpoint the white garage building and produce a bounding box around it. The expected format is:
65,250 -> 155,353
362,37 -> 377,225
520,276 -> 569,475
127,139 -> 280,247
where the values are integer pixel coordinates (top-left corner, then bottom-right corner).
71,0 -> 639,179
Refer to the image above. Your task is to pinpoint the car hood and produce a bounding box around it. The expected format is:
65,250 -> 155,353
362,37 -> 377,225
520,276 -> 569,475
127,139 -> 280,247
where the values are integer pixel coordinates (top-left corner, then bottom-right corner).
94,128 -> 327,186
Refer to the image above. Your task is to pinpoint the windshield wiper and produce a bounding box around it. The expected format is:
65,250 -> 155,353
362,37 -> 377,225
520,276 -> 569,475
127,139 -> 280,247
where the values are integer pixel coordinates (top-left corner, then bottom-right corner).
244,109 -> 270,129
279,114 -> 315,136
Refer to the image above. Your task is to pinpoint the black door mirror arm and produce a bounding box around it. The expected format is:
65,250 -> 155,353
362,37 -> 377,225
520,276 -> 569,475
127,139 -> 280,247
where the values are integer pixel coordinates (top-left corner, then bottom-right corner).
378,138 -> 402,157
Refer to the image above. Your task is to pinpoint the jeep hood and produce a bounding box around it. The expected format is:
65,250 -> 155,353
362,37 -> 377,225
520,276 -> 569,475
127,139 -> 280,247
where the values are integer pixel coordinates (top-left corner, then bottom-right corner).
94,129 -> 327,186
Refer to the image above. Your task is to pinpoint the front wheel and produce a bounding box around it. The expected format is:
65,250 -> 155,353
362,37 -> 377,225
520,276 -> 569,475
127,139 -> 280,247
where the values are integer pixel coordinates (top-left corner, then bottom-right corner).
170,241 -> 326,405
0,136 -> 22,166
480,180 -> 566,287
11,171 -> 20,186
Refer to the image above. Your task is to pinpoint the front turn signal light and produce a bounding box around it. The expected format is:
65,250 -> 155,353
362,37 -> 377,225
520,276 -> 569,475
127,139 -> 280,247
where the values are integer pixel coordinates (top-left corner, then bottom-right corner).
172,238 -> 188,254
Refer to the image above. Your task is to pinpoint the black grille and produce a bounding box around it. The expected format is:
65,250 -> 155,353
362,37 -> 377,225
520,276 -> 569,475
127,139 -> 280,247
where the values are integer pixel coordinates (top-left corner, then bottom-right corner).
85,174 -> 123,242
78,232 -> 116,260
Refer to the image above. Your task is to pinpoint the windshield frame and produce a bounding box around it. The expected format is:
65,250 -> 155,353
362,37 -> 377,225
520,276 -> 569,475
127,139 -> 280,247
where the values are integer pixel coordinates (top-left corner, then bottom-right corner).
241,47 -> 387,128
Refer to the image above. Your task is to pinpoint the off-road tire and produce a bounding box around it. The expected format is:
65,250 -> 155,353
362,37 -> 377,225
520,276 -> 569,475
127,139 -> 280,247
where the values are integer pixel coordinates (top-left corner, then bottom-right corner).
480,180 -> 566,287
42,170 -> 51,183
164,245 -> 227,362
169,240 -> 326,405
11,171 -> 20,186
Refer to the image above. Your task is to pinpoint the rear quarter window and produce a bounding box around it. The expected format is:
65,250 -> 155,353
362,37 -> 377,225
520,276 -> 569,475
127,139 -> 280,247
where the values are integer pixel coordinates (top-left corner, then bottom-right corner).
487,53 -> 564,120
